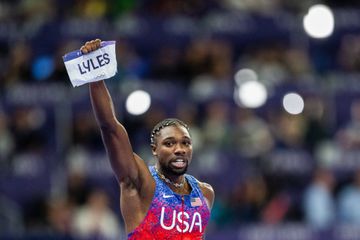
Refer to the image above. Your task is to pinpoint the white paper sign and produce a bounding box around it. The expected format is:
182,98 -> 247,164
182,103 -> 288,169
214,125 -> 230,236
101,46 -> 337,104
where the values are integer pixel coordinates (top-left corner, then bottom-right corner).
63,41 -> 117,87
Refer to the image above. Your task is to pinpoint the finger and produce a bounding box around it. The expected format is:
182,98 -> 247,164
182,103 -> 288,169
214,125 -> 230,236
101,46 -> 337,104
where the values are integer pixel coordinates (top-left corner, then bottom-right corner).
84,41 -> 93,53
80,46 -> 88,54
92,39 -> 101,50
95,39 -> 101,48
90,40 -> 97,51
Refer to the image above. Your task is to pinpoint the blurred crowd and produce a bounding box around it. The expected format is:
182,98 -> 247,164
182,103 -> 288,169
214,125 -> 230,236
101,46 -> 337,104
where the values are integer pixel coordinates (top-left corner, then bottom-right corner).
2,0 -> 360,239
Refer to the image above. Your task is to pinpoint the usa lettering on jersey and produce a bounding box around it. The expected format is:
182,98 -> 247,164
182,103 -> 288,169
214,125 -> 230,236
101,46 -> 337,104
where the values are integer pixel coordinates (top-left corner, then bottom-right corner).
160,207 -> 202,233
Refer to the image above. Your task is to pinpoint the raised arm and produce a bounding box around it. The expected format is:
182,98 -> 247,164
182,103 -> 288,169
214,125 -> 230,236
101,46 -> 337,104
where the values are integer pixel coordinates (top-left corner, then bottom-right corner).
81,40 -> 140,187
89,81 -> 139,184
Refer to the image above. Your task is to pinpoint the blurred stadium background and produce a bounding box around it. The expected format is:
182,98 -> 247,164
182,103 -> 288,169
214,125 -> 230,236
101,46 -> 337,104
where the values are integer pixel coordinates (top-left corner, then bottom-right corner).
2,0 -> 360,239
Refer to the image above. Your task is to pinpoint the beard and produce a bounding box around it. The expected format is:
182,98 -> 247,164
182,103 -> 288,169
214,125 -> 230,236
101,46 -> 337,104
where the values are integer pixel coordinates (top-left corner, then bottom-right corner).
160,161 -> 188,176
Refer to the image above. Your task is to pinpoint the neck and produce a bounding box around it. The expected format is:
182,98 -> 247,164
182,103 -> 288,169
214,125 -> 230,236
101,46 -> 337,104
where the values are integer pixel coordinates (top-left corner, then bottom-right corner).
155,166 -> 185,188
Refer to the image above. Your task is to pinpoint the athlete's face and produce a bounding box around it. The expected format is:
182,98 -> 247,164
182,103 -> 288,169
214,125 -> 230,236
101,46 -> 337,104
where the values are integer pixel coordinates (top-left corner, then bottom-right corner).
152,125 -> 193,176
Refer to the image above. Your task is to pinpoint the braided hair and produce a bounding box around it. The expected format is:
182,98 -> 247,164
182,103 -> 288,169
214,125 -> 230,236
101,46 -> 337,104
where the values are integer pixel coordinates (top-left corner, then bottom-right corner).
150,118 -> 189,146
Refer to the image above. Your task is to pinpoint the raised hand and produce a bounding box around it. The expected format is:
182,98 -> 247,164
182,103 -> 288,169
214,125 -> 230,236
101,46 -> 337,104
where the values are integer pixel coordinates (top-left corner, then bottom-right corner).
80,39 -> 101,54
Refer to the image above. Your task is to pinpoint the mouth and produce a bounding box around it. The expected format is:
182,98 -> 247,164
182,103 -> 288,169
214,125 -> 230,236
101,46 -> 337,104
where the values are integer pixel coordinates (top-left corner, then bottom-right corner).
170,158 -> 187,169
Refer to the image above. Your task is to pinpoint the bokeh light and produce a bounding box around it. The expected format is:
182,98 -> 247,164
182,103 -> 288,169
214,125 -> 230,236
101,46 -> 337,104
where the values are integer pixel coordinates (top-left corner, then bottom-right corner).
125,90 -> 151,115
303,4 -> 334,39
283,92 -> 305,115
234,68 -> 258,85
237,80 -> 267,108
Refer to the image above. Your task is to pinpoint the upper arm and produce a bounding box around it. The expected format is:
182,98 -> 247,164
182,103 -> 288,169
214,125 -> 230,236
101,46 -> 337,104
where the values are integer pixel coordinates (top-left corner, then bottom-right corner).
199,181 -> 215,210
101,123 -> 155,194
100,121 -> 142,187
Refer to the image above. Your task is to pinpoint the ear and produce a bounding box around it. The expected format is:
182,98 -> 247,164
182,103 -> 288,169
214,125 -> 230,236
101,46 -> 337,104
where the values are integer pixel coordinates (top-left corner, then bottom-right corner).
151,144 -> 157,156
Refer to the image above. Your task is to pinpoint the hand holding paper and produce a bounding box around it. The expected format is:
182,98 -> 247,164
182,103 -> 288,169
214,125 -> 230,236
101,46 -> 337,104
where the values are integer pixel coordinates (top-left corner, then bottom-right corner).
63,39 -> 117,87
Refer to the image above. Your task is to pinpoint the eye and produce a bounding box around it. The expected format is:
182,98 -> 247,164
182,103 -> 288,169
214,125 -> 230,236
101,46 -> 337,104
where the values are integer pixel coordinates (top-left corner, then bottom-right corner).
183,140 -> 192,146
164,141 -> 174,147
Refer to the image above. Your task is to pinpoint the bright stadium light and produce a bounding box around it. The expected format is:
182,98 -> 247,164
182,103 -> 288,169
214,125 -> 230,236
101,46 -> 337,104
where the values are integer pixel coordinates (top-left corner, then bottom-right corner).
303,4 -> 334,39
237,80 -> 267,108
126,90 -> 151,115
283,92 -> 304,115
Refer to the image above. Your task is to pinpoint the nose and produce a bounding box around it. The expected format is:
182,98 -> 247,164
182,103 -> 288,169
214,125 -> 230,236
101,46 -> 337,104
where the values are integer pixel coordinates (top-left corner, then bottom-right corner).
174,144 -> 186,155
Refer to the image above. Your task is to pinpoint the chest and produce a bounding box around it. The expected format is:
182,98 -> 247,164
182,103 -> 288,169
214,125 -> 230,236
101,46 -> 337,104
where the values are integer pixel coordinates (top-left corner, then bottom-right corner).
151,193 -> 209,234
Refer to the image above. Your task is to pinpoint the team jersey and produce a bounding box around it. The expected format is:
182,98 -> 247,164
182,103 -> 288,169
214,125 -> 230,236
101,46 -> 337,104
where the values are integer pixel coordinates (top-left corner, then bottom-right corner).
127,166 -> 211,240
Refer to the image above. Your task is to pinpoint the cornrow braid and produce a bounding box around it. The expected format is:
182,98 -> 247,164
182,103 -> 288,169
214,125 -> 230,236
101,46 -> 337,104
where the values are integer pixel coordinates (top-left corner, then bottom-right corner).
150,118 -> 189,146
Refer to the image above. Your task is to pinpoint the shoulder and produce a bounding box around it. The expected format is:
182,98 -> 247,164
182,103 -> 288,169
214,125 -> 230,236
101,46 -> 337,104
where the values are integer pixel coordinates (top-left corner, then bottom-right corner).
197,180 -> 215,209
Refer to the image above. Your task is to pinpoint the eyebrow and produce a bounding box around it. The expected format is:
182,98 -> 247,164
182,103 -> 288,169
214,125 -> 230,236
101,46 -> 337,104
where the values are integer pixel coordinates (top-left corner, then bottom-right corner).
162,136 -> 191,141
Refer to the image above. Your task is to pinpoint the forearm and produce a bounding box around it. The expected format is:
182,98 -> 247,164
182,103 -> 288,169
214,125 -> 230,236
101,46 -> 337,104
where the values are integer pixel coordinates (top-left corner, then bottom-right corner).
89,81 -> 118,129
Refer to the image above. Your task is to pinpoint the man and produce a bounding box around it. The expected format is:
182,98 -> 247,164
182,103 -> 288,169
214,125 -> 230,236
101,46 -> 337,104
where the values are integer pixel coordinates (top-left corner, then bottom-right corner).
80,39 -> 215,239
